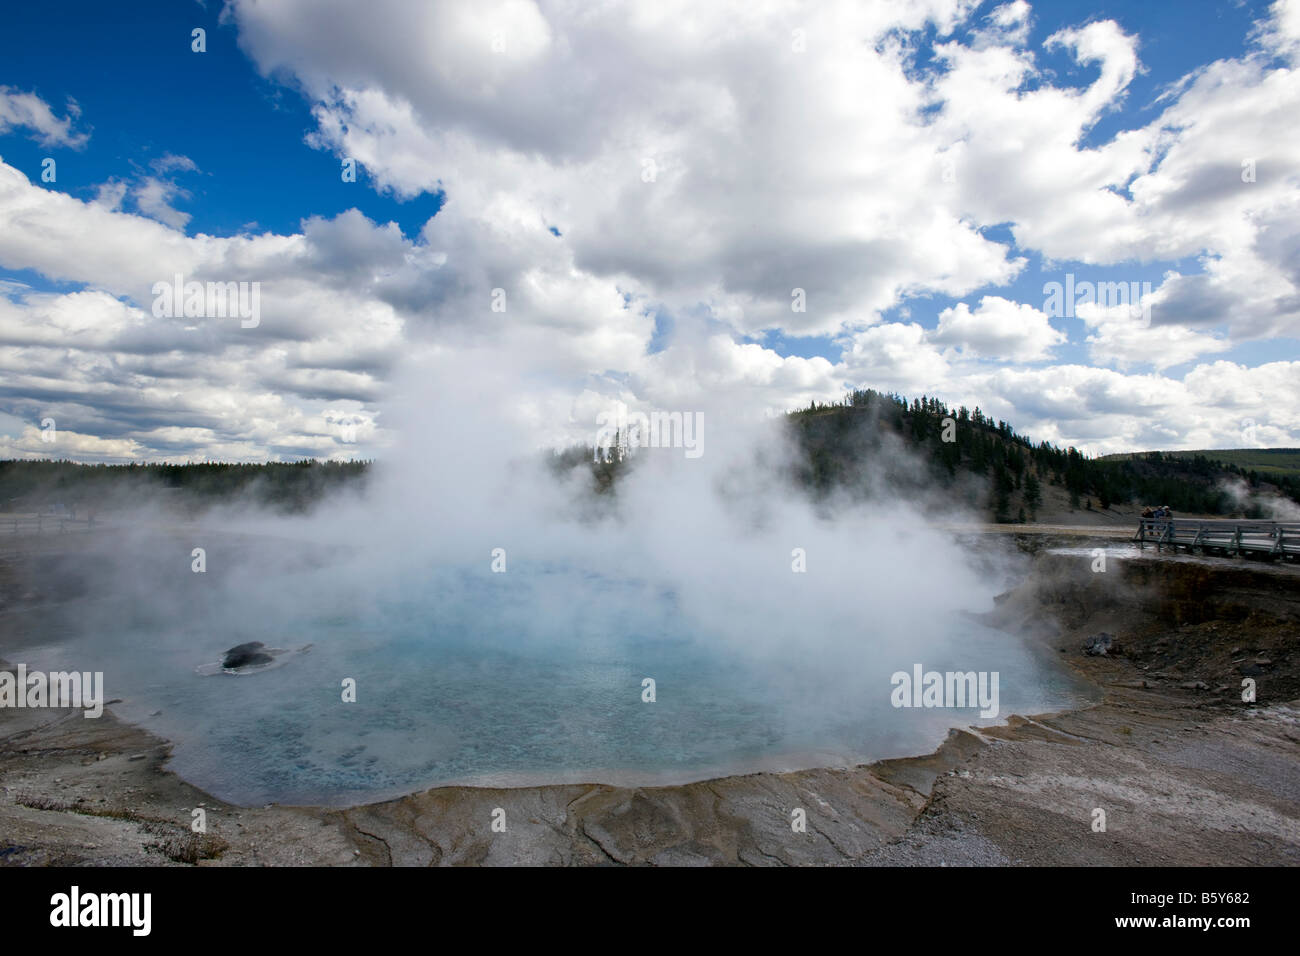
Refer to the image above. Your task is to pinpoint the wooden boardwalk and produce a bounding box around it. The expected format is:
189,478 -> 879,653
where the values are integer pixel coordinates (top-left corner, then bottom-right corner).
1134,517 -> 1300,559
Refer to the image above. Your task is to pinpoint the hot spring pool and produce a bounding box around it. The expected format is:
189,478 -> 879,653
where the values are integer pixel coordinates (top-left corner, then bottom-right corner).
15,559 -> 1094,807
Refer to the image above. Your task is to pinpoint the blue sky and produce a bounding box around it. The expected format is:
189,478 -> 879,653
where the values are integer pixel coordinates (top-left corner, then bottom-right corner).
1,0 -> 1298,461
0,1 -> 443,245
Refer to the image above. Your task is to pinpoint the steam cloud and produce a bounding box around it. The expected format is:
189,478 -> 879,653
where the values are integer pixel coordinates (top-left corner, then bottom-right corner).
8,343 -> 1078,803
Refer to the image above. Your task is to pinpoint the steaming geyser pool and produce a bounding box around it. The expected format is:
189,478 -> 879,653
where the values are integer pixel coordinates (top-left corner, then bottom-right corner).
20,554 -> 1094,807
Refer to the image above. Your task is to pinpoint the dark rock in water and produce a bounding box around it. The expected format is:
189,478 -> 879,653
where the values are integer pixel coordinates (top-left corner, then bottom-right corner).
1083,632 -> 1119,657
222,642 -> 274,669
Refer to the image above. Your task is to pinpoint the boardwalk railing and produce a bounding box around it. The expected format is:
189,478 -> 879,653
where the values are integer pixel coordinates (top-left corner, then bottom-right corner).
1134,517 -> 1300,558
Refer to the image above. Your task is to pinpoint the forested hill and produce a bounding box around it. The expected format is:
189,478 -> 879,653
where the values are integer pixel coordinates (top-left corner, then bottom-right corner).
1100,447 -> 1300,481
782,389 -> 1300,521
3,389 -> 1296,521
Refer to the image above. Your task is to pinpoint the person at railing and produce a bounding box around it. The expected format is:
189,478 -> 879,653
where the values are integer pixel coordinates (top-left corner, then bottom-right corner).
1136,507 -> 1181,537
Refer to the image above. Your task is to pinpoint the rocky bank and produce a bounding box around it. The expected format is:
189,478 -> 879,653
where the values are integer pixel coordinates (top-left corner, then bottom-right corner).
2,535 -> 1297,866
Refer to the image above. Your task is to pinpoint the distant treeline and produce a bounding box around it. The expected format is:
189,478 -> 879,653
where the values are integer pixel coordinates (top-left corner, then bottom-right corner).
4,390 -> 1296,521
0,459 -> 370,514
786,389 -> 1300,520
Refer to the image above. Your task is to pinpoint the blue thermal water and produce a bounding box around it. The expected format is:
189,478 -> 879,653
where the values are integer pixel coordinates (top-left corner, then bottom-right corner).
14,561 -> 1093,806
